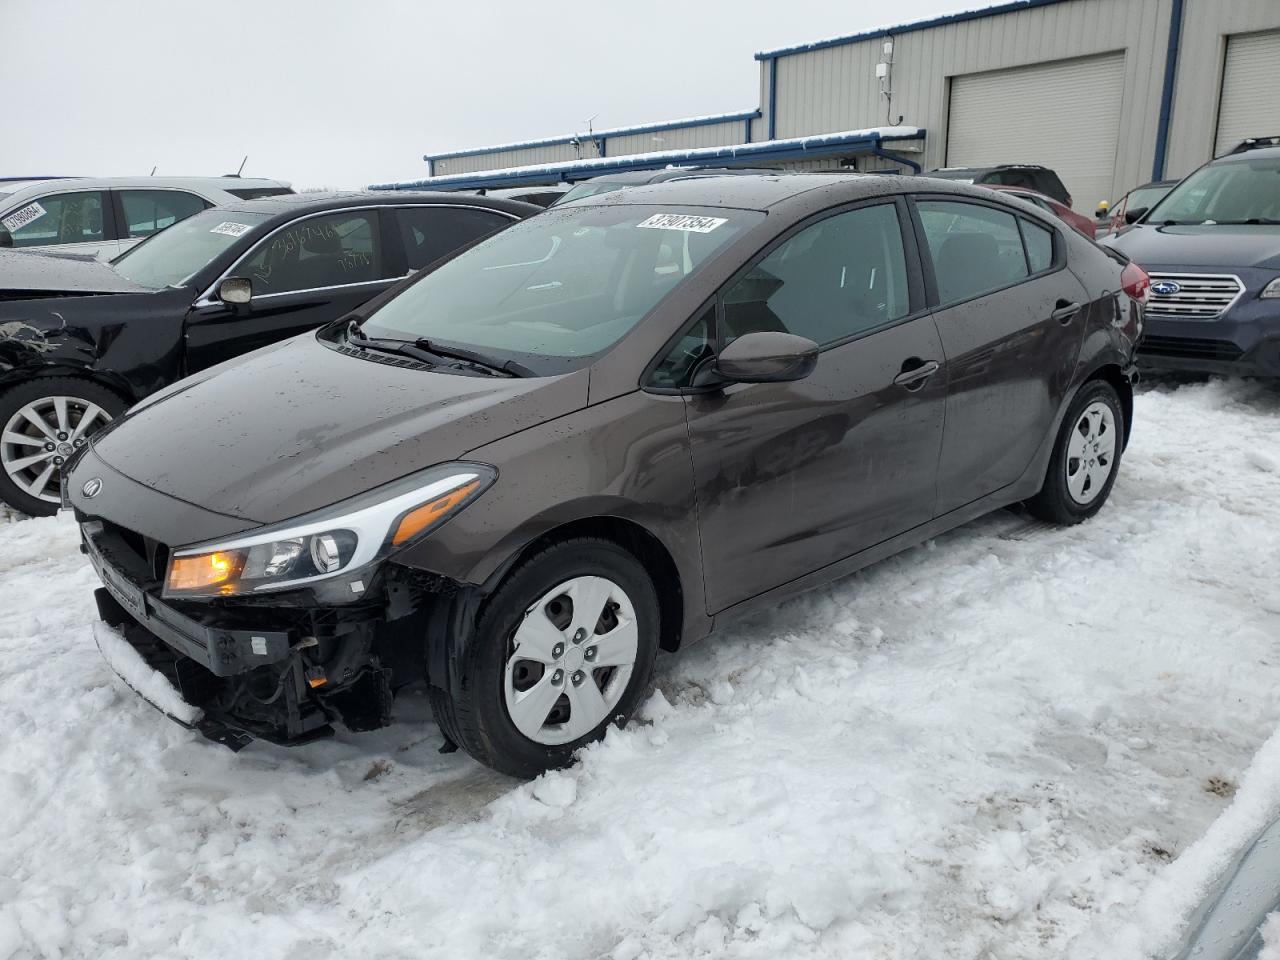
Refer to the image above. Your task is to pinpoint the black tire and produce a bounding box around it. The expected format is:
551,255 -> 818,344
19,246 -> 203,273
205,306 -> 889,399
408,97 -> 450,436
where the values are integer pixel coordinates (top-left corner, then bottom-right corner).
0,377 -> 127,517
1027,379 -> 1125,525
432,537 -> 661,778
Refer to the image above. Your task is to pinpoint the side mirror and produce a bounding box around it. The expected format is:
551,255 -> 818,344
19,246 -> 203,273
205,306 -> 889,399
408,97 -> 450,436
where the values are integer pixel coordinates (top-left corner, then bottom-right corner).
0,227 -> 12,248
218,276 -> 252,305
1124,206 -> 1148,225
712,331 -> 819,384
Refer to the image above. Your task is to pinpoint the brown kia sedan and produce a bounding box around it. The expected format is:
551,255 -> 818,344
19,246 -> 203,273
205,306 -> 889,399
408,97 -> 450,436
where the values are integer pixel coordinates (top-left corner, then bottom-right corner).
66,174 -> 1147,777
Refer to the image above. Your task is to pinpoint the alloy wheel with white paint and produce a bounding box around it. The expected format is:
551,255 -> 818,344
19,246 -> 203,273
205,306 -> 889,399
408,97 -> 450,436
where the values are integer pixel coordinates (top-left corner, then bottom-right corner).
1065,400 -> 1116,505
504,575 -> 638,746
1,395 -> 111,504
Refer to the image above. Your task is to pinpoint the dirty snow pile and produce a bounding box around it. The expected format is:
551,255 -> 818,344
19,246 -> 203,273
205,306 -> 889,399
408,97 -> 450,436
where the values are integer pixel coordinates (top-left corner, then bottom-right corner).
2,378 -> 1279,960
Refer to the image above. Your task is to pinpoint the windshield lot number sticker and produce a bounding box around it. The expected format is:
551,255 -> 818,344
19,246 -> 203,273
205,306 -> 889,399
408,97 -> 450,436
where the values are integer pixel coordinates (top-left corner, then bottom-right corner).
637,214 -> 728,233
210,221 -> 253,237
2,202 -> 46,233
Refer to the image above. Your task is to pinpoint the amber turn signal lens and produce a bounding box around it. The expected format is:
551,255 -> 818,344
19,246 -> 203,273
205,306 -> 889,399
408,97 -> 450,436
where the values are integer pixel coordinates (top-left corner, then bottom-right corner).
391,479 -> 482,546
167,551 -> 245,593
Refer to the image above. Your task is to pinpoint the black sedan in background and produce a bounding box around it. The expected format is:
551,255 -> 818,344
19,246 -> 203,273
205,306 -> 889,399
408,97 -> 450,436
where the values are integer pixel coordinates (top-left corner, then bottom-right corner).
0,191 -> 538,515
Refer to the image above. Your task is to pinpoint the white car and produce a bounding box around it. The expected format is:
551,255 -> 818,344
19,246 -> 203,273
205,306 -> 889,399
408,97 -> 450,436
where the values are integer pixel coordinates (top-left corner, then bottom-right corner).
0,176 -> 292,259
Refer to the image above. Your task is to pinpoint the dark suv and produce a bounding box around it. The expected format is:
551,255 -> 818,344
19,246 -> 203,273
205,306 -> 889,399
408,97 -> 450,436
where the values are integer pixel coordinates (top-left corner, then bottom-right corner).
927,165 -> 1072,208
1103,142 -> 1280,377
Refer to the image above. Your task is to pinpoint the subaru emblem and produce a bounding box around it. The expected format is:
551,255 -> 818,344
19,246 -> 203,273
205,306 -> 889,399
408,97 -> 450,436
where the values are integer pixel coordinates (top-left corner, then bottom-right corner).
82,477 -> 103,499
1150,280 -> 1181,296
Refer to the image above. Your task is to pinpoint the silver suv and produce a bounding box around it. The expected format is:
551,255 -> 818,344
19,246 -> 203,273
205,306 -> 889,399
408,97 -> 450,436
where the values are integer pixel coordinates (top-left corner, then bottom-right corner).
0,176 -> 293,259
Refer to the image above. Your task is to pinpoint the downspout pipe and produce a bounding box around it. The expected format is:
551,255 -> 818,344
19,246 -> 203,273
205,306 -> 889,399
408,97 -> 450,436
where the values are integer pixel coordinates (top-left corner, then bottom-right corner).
1152,0 -> 1185,180
768,57 -> 779,140
871,143 -> 922,174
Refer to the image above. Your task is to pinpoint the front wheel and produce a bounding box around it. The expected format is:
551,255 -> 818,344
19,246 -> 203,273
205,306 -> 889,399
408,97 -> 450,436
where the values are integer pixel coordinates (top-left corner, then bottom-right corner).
1027,380 -> 1125,525
431,538 -> 661,778
0,378 -> 126,517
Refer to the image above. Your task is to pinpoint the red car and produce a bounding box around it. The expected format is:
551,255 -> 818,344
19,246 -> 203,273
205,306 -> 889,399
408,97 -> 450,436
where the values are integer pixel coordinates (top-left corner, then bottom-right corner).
981,184 -> 1096,239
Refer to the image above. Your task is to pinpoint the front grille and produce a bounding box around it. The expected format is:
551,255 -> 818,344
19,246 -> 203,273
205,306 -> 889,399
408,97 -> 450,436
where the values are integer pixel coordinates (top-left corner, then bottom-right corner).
1139,335 -> 1244,361
99,519 -> 171,584
1146,273 -> 1244,320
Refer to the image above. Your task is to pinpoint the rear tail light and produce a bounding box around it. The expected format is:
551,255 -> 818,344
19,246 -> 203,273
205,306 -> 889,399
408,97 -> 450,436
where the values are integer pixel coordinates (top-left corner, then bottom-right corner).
1121,262 -> 1150,304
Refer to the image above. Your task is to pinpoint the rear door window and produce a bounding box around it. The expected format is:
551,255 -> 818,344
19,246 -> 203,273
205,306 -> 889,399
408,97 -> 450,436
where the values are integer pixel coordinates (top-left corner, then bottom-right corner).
240,211 -> 381,295
3,191 -> 106,247
916,200 -> 1030,306
720,202 -> 911,347
395,206 -> 512,271
117,189 -> 209,238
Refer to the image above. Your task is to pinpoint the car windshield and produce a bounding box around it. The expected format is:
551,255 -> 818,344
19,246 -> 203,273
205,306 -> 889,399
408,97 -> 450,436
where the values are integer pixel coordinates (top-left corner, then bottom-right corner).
111,209 -> 270,288
553,182 -> 627,205
1145,157 -> 1280,224
1124,183 -> 1174,213
359,203 -> 761,371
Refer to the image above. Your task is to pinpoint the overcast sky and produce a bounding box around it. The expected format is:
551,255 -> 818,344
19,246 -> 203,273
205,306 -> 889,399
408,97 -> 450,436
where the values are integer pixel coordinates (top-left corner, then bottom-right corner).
9,0 -> 976,189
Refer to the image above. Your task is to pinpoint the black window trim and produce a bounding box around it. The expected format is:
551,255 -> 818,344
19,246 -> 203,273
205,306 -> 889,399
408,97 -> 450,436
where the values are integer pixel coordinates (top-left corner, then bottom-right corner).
642,195 -> 930,394
906,192 -> 1066,312
198,202 -> 523,305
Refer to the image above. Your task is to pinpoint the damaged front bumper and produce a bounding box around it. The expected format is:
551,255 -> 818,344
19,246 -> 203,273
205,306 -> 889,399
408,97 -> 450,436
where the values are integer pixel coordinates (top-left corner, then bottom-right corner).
83,517 -> 455,750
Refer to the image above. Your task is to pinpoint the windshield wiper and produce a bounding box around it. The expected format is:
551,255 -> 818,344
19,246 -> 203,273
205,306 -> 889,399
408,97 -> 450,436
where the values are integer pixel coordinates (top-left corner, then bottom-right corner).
1204,218 -> 1280,225
344,322 -> 533,378
411,339 -> 536,378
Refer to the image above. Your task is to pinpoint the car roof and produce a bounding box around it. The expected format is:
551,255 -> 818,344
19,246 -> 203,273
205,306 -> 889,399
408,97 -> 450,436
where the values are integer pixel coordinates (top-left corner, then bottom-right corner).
216,190 -> 540,218
929,164 -> 1050,175
1214,144 -> 1280,162
566,171 -> 1000,213
0,176 -> 290,196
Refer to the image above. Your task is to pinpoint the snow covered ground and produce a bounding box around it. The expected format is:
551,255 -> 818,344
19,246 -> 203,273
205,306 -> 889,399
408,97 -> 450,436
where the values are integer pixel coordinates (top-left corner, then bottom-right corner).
2,377 -> 1279,960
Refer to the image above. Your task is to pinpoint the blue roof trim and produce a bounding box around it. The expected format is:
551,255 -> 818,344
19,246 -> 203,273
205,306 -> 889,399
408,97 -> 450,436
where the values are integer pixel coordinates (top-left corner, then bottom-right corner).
423,110 -> 763,162
753,0 -> 1070,60
374,128 -> 925,192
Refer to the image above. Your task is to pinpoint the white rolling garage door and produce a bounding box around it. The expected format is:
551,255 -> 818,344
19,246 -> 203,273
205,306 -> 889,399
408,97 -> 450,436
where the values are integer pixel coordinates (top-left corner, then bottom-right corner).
1214,30 -> 1280,157
946,53 -> 1126,212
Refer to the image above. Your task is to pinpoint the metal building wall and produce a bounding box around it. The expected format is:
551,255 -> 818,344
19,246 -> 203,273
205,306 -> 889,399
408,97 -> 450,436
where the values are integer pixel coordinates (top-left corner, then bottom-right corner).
605,119 -> 752,158
430,116 -> 759,177
766,0 -> 1170,199
1165,0 -> 1280,177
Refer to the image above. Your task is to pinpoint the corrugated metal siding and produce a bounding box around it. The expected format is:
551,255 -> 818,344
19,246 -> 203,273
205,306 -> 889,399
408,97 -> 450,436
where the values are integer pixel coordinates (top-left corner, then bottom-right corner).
1213,29 -> 1280,156
947,52 -> 1126,209
435,143 -> 586,177
1166,0 -> 1280,176
432,120 -> 752,177
606,120 -> 748,157
769,0 -> 1168,202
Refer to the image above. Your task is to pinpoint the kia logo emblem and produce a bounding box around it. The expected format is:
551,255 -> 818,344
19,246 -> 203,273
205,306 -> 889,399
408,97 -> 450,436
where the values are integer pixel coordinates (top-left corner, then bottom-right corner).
82,478 -> 103,499
1150,280 -> 1181,296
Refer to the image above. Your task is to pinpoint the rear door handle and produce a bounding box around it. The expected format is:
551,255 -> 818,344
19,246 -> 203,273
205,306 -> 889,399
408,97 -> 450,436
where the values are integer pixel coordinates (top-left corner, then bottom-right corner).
893,359 -> 941,388
1051,299 -> 1081,323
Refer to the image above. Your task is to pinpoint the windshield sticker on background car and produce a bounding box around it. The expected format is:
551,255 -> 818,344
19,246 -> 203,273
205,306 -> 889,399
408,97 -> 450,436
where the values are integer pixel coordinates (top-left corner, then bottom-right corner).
636,214 -> 728,233
2,202 -> 46,233
209,221 -> 254,238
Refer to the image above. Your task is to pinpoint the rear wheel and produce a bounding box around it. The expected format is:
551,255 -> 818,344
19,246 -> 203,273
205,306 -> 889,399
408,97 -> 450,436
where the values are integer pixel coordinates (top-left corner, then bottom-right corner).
1027,380 -> 1125,525
0,378 -> 125,517
431,538 -> 660,778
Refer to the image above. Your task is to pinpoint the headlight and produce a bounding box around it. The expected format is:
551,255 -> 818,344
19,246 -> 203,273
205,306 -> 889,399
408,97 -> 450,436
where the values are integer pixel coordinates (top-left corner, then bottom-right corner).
1262,278 -> 1280,299
163,463 -> 495,599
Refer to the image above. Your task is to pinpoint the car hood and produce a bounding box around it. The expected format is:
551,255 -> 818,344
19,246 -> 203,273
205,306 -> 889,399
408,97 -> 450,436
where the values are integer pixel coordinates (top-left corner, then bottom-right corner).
0,248 -> 151,295
92,333 -> 591,527
1107,223 -> 1280,271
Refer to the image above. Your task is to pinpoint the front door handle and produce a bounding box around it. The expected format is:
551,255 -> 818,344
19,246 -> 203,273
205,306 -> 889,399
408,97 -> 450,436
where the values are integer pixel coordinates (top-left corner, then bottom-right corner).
1051,299 -> 1081,323
893,359 -> 941,389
